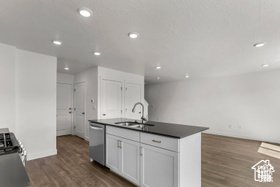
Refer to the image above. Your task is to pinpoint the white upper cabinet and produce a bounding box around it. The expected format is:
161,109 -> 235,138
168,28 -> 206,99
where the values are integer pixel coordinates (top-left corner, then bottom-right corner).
101,79 -> 123,119
98,67 -> 144,120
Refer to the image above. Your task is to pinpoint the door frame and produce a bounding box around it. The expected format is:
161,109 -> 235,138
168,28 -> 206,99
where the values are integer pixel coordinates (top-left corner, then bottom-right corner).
56,82 -> 73,136
73,81 -> 86,139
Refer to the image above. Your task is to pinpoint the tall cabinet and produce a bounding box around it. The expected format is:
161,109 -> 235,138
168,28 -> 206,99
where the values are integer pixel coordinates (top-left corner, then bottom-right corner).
98,67 -> 145,120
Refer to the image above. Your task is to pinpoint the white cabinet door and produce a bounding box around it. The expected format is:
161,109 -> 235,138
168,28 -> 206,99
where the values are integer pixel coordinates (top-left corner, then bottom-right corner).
106,134 -> 120,172
120,138 -> 140,185
141,144 -> 178,187
101,79 -> 123,119
124,82 -> 142,119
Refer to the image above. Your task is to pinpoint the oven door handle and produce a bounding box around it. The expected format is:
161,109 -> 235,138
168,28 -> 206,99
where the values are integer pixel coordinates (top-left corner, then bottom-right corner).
90,126 -> 104,131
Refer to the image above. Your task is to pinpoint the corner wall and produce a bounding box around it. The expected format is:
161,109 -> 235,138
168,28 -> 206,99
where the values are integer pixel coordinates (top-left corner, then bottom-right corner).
0,43 -> 57,160
145,70 -> 280,144
0,43 -> 16,132
74,68 -> 98,140
16,49 -> 57,160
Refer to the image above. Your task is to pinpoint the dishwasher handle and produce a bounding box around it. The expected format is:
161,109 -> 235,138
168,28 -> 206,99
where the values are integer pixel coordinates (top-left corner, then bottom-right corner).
90,125 -> 104,131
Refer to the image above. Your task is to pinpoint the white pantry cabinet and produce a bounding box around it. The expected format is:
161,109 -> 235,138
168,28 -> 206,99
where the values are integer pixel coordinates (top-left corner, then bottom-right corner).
98,67 -> 144,120
106,126 -> 201,187
101,79 -> 123,119
124,82 -> 142,119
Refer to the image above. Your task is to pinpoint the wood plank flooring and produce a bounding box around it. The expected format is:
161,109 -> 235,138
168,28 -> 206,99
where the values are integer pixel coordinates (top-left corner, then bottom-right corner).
202,134 -> 280,187
25,134 -> 280,187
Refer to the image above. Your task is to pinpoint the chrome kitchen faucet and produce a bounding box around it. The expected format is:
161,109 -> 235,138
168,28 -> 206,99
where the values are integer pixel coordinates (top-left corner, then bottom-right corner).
132,102 -> 147,124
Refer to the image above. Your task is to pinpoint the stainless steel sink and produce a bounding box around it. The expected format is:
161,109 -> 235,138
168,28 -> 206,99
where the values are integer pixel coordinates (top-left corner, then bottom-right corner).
115,121 -> 136,127
115,121 -> 154,129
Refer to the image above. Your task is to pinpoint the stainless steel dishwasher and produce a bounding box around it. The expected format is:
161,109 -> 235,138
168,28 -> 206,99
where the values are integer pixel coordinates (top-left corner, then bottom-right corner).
89,123 -> 105,166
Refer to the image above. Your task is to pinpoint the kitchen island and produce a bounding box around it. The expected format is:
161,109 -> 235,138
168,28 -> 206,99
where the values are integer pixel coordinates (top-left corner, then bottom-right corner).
89,118 -> 208,187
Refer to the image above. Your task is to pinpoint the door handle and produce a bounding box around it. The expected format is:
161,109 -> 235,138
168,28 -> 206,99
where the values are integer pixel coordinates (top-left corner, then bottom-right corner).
119,140 -> 122,149
152,139 -> 161,143
69,112 -> 72,114
140,146 -> 143,156
89,126 -> 103,131
82,112 -> 85,115
103,114 -> 106,116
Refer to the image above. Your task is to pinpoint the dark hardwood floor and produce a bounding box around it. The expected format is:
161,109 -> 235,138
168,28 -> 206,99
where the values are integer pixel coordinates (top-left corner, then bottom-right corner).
25,134 -> 280,187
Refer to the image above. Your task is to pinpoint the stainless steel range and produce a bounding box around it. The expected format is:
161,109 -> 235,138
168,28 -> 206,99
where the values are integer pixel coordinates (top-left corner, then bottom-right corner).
0,132 -> 20,155
0,128 -> 27,165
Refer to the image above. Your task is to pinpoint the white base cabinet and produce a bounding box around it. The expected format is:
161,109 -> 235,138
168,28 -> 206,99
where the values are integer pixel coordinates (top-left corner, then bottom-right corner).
106,126 -> 201,187
140,144 -> 178,187
106,134 -> 120,172
106,134 -> 140,185
120,137 -> 140,184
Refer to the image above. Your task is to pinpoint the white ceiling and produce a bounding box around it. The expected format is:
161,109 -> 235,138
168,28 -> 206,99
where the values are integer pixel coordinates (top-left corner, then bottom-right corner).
1,0 -> 280,83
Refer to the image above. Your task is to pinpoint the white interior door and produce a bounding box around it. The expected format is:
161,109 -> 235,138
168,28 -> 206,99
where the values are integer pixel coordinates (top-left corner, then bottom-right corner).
124,82 -> 142,119
101,79 -> 122,119
56,83 -> 72,136
74,82 -> 85,139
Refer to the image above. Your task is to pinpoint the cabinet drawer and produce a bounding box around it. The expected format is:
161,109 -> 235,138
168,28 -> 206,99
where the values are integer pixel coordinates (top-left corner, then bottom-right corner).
107,126 -> 140,142
140,133 -> 179,152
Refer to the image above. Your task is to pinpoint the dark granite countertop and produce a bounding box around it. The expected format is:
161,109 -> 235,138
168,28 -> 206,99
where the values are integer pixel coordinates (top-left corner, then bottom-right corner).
0,153 -> 30,187
89,118 -> 209,139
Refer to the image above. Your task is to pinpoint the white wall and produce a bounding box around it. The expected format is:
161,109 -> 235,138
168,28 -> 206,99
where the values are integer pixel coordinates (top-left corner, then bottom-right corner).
57,73 -> 74,84
0,43 -> 57,160
0,43 -> 16,132
145,70 -> 280,144
74,68 -> 98,140
16,49 -> 57,160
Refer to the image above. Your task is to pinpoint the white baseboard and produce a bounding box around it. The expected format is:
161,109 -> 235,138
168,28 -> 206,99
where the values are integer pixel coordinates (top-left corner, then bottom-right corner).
27,149 -> 57,161
204,130 -> 280,144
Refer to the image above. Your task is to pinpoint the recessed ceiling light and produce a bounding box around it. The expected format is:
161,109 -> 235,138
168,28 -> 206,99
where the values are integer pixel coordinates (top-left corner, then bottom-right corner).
53,40 -> 62,45
93,52 -> 101,56
254,42 -> 265,47
77,8 -> 92,17
156,66 -> 161,70
261,64 -> 269,67
157,77 -> 160,80
185,75 -> 189,78
64,67 -> 69,70
128,32 -> 139,39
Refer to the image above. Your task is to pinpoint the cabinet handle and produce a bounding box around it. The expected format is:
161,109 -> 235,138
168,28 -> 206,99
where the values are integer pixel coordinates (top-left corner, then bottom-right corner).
119,141 -> 122,149
140,146 -> 143,156
117,140 -> 120,148
152,139 -> 161,143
